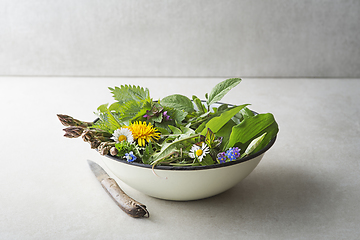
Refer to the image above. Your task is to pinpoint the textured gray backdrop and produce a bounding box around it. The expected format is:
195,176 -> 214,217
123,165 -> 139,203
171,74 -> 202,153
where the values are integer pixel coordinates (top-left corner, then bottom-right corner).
1,0 -> 359,77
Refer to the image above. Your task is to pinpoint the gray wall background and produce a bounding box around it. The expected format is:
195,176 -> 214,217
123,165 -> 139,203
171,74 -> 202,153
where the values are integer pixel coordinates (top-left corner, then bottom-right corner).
1,0 -> 359,78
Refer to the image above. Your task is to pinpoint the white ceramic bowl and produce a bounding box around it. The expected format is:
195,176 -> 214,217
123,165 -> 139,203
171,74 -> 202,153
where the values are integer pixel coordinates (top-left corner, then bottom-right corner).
101,136 -> 276,201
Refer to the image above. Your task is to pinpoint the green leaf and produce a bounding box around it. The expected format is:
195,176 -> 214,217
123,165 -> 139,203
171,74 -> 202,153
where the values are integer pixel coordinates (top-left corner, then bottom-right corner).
109,85 -> 150,104
131,108 -> 149,123
227,113 -> 279,153
92,111 -> 123,133
195,121 -> 207,133
204,128 -> 215,146
91,113 -> 112,132
106,109 -> 122,130
192,95 -> 206,113
169,108 -> 188,124
232,107 -> 254,125
155,126 -> 170,135
161,94 -> 194,113
109,102 -> 121,111
200,104 -> 248,135
207,78 -> 242,107
142,142 -> 155,164
215,120 -> 237,151
168,125 -> 182,135
115,100 -> 151,122
150,134 -> 200,164
199,154 -> 215,166
151,113 -> 163,123
238,107 -> 255,122
97,103 -> 109,113
217,104 -> 229,113
242,132 -> 267,157
179,126 -> 195,137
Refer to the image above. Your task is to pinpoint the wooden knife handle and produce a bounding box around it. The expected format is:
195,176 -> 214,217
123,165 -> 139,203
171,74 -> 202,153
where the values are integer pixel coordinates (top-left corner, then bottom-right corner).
100,178 -> 149,218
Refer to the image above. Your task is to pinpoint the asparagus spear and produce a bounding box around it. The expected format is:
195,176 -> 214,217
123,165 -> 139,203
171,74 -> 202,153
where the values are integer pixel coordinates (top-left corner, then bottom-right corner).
57,114 -> 93,128
58,114 -> 117,156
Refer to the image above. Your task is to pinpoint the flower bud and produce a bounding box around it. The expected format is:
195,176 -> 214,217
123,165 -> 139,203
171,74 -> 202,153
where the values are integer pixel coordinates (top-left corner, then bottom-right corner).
110,147 -> 118,156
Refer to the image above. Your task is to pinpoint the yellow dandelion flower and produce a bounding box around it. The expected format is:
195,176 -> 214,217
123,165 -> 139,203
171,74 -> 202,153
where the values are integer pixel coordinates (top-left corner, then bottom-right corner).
128,121 -> 160,146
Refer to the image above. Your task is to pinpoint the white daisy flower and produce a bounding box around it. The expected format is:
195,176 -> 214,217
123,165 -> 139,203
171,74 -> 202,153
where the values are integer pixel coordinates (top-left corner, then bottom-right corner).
111,127 -> 134,143
189,142 -> 210,162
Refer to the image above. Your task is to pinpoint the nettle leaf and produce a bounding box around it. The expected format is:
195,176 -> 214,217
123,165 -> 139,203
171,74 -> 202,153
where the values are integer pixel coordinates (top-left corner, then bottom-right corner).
120,100 -> 151,122
121,100 -> 143,120
161,94 -> 194,113
207,78 -> 242,107
109,85 -> 150,104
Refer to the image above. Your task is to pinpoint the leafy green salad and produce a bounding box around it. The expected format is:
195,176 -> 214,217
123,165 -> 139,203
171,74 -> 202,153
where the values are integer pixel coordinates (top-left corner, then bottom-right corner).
58,78 -> 278,167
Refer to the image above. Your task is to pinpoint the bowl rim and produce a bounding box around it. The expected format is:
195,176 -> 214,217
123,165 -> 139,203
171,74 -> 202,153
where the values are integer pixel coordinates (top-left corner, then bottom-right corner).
104,135 -> 276,171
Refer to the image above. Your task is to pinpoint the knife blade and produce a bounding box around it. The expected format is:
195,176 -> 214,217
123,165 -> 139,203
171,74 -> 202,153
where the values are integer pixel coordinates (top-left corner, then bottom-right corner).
87,160 -> 149,218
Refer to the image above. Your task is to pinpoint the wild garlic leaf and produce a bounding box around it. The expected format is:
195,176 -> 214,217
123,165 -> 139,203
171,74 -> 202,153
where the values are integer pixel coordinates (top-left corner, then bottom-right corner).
227,113 -> 279,154
207,78 -> 242,107
240,107 -> 255,119
200,104 -> 248,135
215,120 -> 237,151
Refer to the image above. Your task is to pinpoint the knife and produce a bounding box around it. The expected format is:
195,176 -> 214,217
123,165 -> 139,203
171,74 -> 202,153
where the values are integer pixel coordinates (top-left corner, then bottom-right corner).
87,160 -> 149,218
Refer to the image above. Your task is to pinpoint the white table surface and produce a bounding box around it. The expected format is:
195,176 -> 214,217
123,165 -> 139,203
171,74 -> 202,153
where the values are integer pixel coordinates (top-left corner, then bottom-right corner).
1,77 -> 359,239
